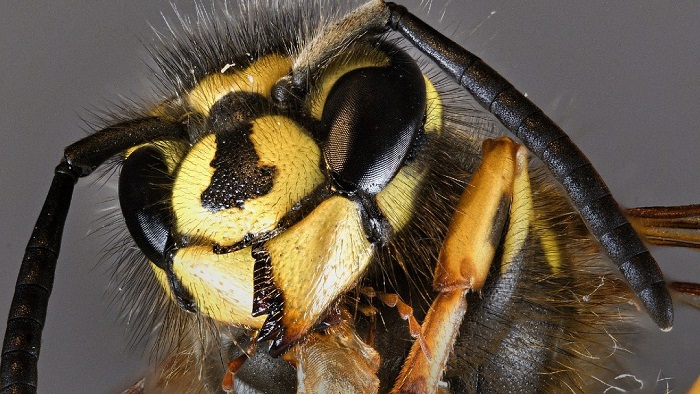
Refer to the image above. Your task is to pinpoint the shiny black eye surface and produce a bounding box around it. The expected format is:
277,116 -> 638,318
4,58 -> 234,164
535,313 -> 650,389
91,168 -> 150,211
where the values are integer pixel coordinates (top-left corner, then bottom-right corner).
119,145 -> 173,270
321,47 -> 426,195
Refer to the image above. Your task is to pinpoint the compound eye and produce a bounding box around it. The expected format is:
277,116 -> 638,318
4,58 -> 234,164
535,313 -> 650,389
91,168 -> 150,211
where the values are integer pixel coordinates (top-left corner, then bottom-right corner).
321,48 -> 426,195
119,145 -> 173,269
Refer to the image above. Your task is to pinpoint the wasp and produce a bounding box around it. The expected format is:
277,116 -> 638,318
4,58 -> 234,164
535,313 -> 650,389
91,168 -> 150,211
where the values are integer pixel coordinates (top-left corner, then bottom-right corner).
0,1 -> 698,393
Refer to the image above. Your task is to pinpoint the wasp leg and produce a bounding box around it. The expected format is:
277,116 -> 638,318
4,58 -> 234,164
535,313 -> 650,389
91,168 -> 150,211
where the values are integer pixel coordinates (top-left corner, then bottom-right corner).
360,286 -> 426,356
121,378 -> 145,394
221,356 -> 247,394
670,282 -> 700,297
689,374 -> 700,394
383,1 -> 673,330
627,204 -> 700,249
392,137 -> 529,394
222,340 -> 257,394
284,310 -> 380,394
626,205 -> 700,307
356,287 -> 383,348
357,287 -> 425,355
669,282 -> 700,310
376,293 -> 427,358
0,118 -> 185,393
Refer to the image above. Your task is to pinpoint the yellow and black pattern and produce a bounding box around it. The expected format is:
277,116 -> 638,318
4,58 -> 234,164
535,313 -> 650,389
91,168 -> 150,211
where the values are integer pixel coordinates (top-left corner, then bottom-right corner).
114,2 -> 644,392
19,1 -> 689,393
171,115 -> 324,247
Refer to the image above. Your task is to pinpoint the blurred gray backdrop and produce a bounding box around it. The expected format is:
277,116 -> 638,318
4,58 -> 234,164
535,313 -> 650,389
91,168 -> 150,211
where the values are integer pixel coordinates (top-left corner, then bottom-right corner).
0,1 -> 698,393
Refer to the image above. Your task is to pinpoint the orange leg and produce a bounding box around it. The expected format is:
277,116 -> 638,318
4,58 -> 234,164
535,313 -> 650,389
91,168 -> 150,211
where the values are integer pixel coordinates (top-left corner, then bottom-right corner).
627,205 -> 700,307
392,137 -> 531,393
689,375 -> 700,394
627,204 -> 700,249
221,340 -> 257,394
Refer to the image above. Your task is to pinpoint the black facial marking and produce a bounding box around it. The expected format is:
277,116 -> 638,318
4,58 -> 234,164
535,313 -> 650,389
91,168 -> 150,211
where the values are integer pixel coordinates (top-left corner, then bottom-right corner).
201,124 -> 276,212
209,92 -> 271,129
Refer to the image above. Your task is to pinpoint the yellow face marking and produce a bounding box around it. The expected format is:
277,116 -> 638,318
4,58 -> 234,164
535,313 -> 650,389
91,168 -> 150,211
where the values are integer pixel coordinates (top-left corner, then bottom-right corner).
187,54 -> 292,116
265,196 -> 373,342
307,44 -> 390,120
172,115 -> 324,246
434,137 -> 521,292
168,246 -> 265,328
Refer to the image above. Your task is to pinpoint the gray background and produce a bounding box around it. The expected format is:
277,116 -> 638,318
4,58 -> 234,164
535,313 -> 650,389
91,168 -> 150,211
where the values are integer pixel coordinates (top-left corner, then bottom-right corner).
0,1 -> 697,392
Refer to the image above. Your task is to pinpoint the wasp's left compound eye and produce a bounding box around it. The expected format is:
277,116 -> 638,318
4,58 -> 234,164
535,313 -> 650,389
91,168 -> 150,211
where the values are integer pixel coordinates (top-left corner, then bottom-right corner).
321,47 -> 426,195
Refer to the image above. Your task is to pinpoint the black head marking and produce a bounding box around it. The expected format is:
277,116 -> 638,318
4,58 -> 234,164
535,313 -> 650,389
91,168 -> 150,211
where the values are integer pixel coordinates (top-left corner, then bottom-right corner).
201,124 -> 276,212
